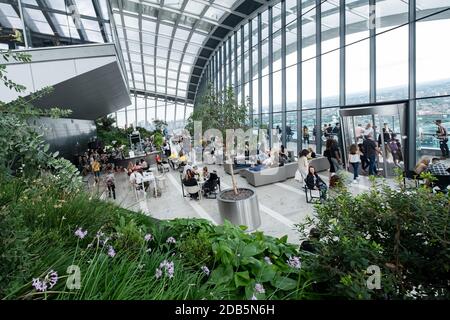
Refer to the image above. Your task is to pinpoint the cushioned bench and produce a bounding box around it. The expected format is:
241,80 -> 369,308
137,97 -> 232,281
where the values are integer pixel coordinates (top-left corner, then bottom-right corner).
239,157 -> 330,187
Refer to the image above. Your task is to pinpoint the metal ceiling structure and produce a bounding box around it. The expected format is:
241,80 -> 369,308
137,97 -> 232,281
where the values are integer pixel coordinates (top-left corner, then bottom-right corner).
111,0 -> 272,104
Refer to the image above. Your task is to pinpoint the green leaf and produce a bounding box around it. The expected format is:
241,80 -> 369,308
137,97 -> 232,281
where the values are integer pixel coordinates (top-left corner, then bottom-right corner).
242,243 -> 263,257
271,274 -> 297,291
259,264 -> 277,282
209,264 -> 234,285
43,144 -> 50,152
53,151 -> 59,158
234,271 -> 251,287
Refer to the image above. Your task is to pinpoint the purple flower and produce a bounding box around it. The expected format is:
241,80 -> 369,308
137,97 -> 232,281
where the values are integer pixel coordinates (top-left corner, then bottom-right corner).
144,233 -> 153,242
74,228 -> 87,239
264,256 -> 272,265
156,260 -> 175,279
32,278 -> 46,292
250,294 -> 258,300
31,270 -> 58,292
255,283 -> 265,294
166,237 -> 176,244
108,246 -> 116,258
201,266 -> 210,276
287,256 -> 301,269
47,270 -> 58,289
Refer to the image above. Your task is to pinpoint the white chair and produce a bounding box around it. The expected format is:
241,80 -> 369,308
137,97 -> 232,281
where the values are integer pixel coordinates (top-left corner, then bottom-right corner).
155,173 -> 168,191
184,185 -> 200,200
162,163 -> 170,172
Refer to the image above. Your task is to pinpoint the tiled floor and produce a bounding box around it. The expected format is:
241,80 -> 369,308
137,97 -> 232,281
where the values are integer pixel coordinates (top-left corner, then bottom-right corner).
86,164 -> 401,245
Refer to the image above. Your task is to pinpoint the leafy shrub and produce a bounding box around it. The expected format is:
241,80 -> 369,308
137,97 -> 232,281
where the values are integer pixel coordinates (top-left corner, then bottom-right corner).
167,219 -> 314,300
296,180 -> 450,299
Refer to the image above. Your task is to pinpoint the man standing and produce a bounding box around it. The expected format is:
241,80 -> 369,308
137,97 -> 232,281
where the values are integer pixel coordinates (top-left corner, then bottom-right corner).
363,133 -> 379,176
435,120 -> 449,158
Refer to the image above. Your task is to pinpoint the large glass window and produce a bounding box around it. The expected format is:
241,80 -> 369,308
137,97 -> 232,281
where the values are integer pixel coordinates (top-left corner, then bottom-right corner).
302,109 -> 317,152
416,10 -> 450,98
302,58 -> 316,109
376,25 -> 408,101
286,65 -> 297,111
346,36 -> 370,105
273,70 -> 282,113
416,97 -> 450,159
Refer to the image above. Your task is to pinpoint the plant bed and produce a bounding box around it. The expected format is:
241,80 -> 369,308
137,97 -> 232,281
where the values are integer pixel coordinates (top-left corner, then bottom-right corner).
217,188 -> 261,231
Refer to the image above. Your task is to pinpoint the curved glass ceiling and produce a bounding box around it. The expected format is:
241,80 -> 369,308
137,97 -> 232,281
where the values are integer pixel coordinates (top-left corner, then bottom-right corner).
111,0 -> 245,104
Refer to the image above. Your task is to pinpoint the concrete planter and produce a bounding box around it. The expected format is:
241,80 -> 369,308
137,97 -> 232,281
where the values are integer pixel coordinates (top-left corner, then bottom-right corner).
217,188 -> 261,231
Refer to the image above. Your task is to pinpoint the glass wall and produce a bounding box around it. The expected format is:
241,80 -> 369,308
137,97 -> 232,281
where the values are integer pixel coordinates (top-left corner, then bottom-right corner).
0,0 -> 112,50
112,95 -> 191,131
198,0 -> 450,167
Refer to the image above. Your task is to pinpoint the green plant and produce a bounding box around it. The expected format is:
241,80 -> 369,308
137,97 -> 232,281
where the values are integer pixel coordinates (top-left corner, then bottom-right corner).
296,178 -> 450,299
167,219 -> 314,300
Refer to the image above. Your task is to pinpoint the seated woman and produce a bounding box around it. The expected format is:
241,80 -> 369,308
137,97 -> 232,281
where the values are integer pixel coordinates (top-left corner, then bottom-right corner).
415,158 -> 430,176
305,166 -> 328,202
202,171 -> 219,197
307,147 -> 316,159
202,166 -> 210,180
280,145 -> 289,161
182,169 -> 199,200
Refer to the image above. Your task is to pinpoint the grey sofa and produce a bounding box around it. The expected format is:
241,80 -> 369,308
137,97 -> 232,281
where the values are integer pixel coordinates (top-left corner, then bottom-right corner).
239,157 -> 330,187
309,156 -> 330,173
224,162 -> 252,175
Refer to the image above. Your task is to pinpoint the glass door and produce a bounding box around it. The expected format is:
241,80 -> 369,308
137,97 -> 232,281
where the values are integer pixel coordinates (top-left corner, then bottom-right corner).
339,103 -> 408,178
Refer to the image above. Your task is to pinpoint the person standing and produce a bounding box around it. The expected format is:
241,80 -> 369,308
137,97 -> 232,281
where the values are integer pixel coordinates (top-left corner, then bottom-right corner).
347,144 -> 361,183
363,133 -> 380,176
435,120 -> 449,158
105,168 -> 116,200
92,158 -> 101,183
303,126 -> 310,145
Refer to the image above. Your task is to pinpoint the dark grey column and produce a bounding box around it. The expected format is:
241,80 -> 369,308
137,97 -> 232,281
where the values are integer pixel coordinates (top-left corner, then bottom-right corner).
269,7 -> 274,147
249,20 -> 254,125
370,0 -> 376,103
408,0 -> 416,172
281,0 -> 287,147
340,0 -> 346,107
258,14 -> 263,123
297,0 -> 302,154
315,0 -> 322,154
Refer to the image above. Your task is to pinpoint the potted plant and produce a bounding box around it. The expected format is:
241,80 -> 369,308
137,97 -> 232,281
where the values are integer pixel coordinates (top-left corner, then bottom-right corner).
187,85 -> 261,230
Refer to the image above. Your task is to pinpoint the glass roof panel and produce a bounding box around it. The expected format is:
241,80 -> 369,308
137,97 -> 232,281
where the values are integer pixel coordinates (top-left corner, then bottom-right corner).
112,0 -> 236,102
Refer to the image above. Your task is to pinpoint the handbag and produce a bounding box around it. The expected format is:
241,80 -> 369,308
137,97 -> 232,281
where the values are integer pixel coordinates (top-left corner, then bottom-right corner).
295,170 -> 303,182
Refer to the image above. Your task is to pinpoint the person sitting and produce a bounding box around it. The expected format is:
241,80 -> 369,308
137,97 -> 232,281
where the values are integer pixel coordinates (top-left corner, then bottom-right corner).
140,158 -> 149,171
305,166 -> 328,202
300,228 -> 321,254
202,166 -> 210,181
249,160 -> 265,172
202,171 -> 219,197
262,153 -> 274,167
183,169 -> 199,200
280,145 -> 288,161
428,158 -> 450,176
307,147 -> 316,159
134,160 -> 142,171
181,162 -> 193,179
130,169 -> 145,190
415,158 -> 430,176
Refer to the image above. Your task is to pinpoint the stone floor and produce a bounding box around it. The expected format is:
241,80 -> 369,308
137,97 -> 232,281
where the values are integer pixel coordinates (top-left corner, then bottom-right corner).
86,164 -> 402,245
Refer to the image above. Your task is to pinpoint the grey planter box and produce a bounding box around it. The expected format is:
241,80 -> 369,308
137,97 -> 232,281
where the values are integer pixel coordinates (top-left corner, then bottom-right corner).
217,188 -> 261,231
